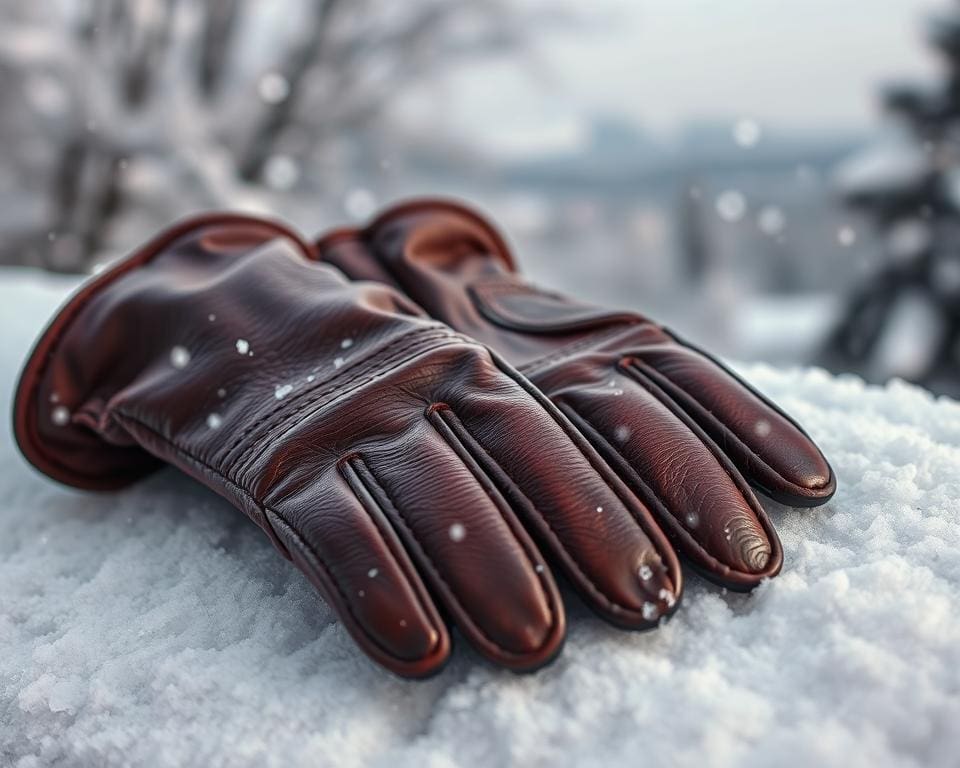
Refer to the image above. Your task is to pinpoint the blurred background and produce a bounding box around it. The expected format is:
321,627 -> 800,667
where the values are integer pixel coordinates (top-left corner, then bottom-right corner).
1,0 -> 958,397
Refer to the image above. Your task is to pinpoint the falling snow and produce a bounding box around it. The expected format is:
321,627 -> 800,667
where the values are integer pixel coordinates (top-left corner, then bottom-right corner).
757,206 -> 787,236
716,190 -> 747,222
732,118 -> 762,148
257,72 -> 290,104
263,155 -> 299,191
169,346 -> 191,369
754,419 -> 772,437
838,226 -> 857,246
345,189 -> 377,220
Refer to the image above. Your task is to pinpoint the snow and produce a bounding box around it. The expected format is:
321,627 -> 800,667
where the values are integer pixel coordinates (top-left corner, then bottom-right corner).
2,269 -> 959,768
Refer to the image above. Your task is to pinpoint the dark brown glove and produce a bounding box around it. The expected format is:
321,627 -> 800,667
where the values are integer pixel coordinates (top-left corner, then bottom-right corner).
14,213 -> 684,677
315,199 -> 837,591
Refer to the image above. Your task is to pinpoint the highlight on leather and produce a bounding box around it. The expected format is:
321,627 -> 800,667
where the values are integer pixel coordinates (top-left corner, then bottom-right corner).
313,197 -> 837,592
14,212 -> 683,678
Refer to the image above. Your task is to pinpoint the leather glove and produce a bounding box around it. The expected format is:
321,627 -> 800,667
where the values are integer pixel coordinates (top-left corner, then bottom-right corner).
315,199 -> 837,590
14,213 -> 683,678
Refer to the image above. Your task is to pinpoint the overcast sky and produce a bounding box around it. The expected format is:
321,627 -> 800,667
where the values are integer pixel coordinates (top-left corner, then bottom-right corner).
443,0 -> 944,156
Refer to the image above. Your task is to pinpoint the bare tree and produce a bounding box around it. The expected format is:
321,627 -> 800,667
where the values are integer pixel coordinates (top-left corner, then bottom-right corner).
0,0 -> 539,272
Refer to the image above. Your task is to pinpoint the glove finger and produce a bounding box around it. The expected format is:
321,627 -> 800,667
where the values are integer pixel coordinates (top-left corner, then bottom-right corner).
263,468 -> 450,678
625,338 -> 835,507
356,426 -> 566,672
552,368 -> 782,591
440,360 -> 682,628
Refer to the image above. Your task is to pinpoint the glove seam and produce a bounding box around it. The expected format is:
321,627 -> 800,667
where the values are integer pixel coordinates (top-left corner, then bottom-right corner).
224,325 -> 462,473
518,324 -> 650,378
14,212 -> 314,489
656,330 -> 835,497
622,356 -> 833,496
617,358 -> 782,582
469,279 -> 642,336
434,405 -> 649,620
555,398 -> 743,579
349,451 -> 557,661
109,407 -> 376,647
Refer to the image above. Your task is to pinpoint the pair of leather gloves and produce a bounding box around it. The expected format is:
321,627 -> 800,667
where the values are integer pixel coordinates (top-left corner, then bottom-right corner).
14,199 -> 835,677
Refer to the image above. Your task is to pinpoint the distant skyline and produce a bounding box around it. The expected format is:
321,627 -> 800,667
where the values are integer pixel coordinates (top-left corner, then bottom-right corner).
436,0 -> 942,157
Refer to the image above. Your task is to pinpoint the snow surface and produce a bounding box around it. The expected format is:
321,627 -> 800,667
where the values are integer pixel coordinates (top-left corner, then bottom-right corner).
2,270 -> 959,768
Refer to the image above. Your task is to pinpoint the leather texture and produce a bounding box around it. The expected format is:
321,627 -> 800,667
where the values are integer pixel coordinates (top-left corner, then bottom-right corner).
14,213 -> 684,678
315,199 -> 837,590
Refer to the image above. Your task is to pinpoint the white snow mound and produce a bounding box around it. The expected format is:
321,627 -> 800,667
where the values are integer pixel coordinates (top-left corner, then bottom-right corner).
1,270 -> 958,768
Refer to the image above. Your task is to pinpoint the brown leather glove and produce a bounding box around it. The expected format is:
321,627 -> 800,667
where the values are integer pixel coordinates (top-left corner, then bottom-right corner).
315,199 -> 837,591
14,213 -> 684,678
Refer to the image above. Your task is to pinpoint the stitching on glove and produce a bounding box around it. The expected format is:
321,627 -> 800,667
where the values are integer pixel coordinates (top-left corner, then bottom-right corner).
468,280 -> 641,336
337,455 -> 445,655
260,505 -> 419,664
617,358 -> 780,574
518,325 -> 647,378
551,398 -> 734,577
17,213 -> 311,486
108,409 -> 378,649
226,327 -> 462,473
628,342 -> 833,495
620,356 -> 822,496
429,405 -> 650,620
347,446 -> 557,660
